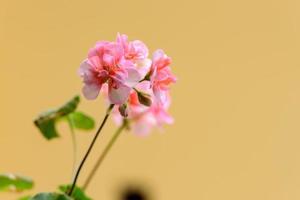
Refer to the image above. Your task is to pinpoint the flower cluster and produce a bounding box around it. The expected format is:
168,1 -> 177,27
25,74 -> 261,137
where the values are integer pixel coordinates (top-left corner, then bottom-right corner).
79,33 -> 176,135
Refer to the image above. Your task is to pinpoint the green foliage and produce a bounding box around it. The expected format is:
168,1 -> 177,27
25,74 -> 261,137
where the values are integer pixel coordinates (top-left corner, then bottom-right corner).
34,96 -> 95,140
69,112 -> 95,130
18,195 -> 32,200
0,174 -> 33,192
59,185 -> 92,200
31,193 -> 73,200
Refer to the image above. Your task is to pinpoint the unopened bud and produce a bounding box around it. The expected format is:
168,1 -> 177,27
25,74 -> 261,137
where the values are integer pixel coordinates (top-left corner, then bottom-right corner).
118,104 -> 128,117
144,71 -> 151,81
137,91 -> 152,107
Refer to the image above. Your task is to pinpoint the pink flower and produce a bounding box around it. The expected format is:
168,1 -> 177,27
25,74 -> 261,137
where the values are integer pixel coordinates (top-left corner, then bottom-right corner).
111,82 -> 173,136
116,33 -> 151,78
116,33 -> 149,61
79,40 -> 141,104
127,93 -> 173,136
150,50 -> 176,104
79,33 -> 176,136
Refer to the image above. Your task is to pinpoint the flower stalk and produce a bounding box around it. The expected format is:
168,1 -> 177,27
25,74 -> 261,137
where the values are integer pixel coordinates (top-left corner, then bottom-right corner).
67,115 -> 78,180
67,104 -> 114,196
82,119 -> 128,190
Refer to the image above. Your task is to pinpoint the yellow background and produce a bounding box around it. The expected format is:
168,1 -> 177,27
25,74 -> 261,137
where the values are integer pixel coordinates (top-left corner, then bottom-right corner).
1,0 -> 300,199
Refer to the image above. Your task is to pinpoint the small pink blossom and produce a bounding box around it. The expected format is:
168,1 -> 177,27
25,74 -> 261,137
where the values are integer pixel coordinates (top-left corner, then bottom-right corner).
126,93 -> 173,136
116,33 -> 149,61
116,33 -> 151,78
79,40 -> 141,104
111,82 -> 173,136
150,50 -> 176,103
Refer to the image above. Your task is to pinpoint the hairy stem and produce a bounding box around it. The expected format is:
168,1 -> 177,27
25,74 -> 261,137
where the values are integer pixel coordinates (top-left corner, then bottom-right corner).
67,104 -> 114,196
82,119 -> 128,191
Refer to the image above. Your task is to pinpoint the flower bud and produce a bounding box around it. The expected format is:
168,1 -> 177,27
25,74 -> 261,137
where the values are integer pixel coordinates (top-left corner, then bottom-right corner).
137,91 -> 152,107
118,104 -> 128,117
144,71 -> 151,81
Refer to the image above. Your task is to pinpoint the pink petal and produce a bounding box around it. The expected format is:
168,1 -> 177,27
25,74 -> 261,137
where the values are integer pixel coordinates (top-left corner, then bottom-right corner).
82,83 -> 102,100
116,33 -> 129,51
129,40 -> 149,59
152,49 -> 165,62
79,60 -> 98,84
78,60 -> 90,76
88,56 -> 101,69
136,58 -> 152,78
153,87 -> 167,104
125,67 -> 141,87
103,54 -> 114,66
158,109 -> 174,125
132,114 -> 156,136
108,84 -> 131,104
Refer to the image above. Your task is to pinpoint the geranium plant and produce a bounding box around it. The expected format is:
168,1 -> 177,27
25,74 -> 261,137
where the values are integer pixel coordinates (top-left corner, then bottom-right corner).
0,33 -> 176,200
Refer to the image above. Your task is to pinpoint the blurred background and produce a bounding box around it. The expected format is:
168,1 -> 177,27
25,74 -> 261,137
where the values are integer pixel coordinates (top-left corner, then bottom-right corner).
1,0 -> 300,199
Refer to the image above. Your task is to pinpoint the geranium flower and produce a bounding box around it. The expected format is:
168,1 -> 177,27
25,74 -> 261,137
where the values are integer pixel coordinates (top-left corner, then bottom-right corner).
111,82 -> 173,136
116,33 -> 149,61
79,34 -> 176,135
116,33 -> 152,78
149,50 -> 176,103
79,40 -> 141,104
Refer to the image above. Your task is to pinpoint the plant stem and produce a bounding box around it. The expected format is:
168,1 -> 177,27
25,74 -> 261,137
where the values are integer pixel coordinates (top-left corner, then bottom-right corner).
67,104 -> 114,196
82,119 -> 128,191
67,116 -> 77,180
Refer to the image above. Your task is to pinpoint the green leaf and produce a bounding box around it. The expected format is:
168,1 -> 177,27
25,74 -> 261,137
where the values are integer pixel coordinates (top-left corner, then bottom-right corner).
69,112 -> 95,130
35,117 -> 58,139
0,173 -> 33,192
18,195 -> 32,200
34,96 -> 80,140
31,193 -> 73,200
59,185 -> 92,200
57,96 -> 80,115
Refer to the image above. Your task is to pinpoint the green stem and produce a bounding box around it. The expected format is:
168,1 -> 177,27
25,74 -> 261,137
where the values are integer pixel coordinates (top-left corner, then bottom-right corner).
67,115 -> 77,180
82,119 -> 128,191
67,104 -> 114,196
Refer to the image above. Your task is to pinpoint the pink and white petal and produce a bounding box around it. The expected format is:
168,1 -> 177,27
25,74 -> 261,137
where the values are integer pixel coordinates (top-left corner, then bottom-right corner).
132,115 -> 156,136
108,43 -> 124,63
131,40 -> 149,59
87,47 -> 98,58
116,33 -> 129,50
158,109 -> 174,125
88,41 -> 108,59
103,54 -> 115,66
79,60 -> 99,84
82,83 -> 102,100
88,56 -> 102,69
152,49 -> 165,62
119,58 -> 135,69
153,87 -> 167,104
78,59 -> 91,76
156,70 -> 169,81
136,58 -> 152,77
136,81 -> 151,92
125,67 -> 141,87
108,84 -> 131,104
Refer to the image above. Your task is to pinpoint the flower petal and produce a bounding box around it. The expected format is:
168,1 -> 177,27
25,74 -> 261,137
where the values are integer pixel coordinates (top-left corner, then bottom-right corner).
153,86 -> 167,104
125,67 -> 141,87
132,114 -> 156,136
108,84 -> 131,104
82,83 -> 102,100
